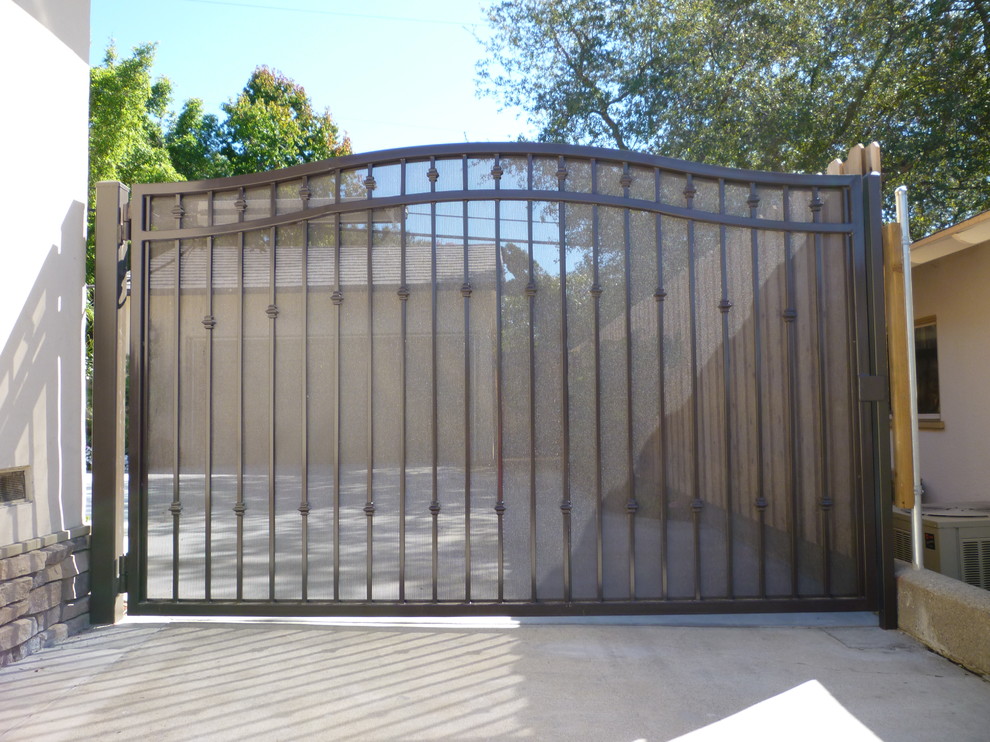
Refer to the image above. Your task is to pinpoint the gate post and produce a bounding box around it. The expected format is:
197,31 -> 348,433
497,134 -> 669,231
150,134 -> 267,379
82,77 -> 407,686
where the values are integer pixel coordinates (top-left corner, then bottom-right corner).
863,172 -> 897,629
91,181 -> 130,624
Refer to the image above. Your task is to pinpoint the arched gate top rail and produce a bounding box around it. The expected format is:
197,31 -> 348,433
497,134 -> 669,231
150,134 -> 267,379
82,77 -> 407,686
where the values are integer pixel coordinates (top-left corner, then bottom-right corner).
131,142 -> 859,241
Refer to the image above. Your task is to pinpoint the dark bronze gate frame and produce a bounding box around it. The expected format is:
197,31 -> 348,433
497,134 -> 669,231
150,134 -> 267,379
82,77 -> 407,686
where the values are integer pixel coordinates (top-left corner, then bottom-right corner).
92,143 -> 894,626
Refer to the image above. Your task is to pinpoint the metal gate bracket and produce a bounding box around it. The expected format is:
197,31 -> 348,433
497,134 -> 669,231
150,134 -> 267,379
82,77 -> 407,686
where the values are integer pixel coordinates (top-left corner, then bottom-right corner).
117,554 -> 128,595
859,374 -> 889,402
119,201 -> 131,243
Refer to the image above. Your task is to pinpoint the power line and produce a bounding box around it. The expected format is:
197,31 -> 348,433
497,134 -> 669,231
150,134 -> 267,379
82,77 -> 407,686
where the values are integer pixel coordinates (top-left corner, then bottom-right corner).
176,0 -> 479,27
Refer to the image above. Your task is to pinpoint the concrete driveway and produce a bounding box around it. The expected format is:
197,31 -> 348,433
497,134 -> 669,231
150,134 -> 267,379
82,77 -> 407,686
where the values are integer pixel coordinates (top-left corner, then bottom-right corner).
1,613 -> 988,741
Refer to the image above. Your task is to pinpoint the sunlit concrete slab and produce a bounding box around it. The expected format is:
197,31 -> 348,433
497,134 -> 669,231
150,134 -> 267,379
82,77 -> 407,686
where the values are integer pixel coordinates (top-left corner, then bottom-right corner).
2,619 -> 988,741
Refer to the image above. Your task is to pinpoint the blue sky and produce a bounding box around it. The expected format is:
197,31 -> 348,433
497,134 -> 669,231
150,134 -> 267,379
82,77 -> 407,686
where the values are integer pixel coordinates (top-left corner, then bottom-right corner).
90,0 -> 531,153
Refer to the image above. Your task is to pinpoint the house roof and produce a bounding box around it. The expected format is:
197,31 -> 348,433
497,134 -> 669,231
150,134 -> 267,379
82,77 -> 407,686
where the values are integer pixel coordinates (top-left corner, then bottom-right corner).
910,209 -> 990,265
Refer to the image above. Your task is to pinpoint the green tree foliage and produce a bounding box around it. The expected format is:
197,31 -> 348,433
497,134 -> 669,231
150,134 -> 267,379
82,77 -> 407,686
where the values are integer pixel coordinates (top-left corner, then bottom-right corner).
478,0 -> 990,236
163,97 -> 229,180
89,43 -> 181,281
167,66 -> 351,180
87,44 -> 351,443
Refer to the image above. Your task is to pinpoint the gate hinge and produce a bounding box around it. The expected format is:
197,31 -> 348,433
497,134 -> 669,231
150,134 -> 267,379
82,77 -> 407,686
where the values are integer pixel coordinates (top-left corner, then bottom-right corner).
117,553 -> 128,595
858,374 -> 888,402
119,202 -> 132,243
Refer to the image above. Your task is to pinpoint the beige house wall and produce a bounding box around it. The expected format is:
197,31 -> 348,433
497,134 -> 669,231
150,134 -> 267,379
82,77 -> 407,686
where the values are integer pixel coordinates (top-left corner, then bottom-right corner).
0,0 -> 90,546
911,243 -> 990,505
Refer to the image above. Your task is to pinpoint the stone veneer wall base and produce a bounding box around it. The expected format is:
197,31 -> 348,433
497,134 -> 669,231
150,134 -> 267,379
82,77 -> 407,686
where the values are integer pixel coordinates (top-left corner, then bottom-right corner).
0,527 -> 91,666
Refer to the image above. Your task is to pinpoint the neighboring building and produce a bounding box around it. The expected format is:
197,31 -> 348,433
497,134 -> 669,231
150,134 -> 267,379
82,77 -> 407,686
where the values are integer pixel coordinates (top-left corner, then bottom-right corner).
0,0 -> 91,664
910,210 -> 990,507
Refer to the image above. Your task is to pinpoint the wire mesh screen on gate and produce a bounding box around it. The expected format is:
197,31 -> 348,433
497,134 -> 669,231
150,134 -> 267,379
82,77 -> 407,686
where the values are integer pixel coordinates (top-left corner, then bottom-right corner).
129,144 -> 874,613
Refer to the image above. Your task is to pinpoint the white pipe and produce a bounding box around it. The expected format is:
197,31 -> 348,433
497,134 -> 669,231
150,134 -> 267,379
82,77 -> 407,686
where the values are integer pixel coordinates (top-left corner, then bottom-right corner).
895,186 -> 924,569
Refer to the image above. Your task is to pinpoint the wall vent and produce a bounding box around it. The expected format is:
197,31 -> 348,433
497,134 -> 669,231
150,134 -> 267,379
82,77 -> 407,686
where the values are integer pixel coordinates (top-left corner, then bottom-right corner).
0,468 -> 28,503
962,538 -> 990,591
893,525 -> 912,563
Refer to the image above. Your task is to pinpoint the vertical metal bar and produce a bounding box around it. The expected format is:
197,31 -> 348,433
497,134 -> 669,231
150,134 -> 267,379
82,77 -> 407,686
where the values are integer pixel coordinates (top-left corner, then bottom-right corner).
366,206 -> 375,602
332,175 -> 342,600
92,180 -> 129,624
860,173 -> 896,627
267,221 -> 277,601
894,185 -> 925,569
622,164 -> 638,599
557,157 -> 572,602
654,170 -> 668,600
430,157 -> 440,603
171,196 -> 182,600
204,234 -> 214,601
747,184 -> 771,596
494,156 -> 506,602
685,175 -> 704,601
842,204 -> 866,596
462,156 -> 473,601
235,227 -> 245,600
812,187 -> 833,596
398,160 -> 408,602
591,160 -> 604,601
526,156 -> 538,601
782,186 -> 798,599
132,194 -> 150,608
717,179 -> 733,598
300,217 -> 310,601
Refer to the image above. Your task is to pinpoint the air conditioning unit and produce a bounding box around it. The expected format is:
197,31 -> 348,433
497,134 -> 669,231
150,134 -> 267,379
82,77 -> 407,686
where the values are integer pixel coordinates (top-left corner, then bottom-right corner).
892,504 -> 990,591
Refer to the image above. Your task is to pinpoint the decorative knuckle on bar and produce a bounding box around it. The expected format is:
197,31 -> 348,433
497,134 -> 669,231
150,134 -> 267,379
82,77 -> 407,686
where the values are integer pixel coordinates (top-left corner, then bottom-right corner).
266,304 -> 279,319
169,502 -> 183,516
782,308 -> 797,322
718,299 -> 732,313
426,167 -> 439,184
460,282 -> 472,297
364,175 -> 377,192
525,281 -> 537,297
654,288 -> 667,302
331,290 -> 344,305
202,315 -> 216,330
397,285 -> 410,300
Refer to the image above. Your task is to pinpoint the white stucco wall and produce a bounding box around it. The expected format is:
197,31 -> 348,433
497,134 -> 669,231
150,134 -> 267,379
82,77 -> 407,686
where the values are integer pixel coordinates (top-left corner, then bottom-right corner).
0,0 -> 90,545
912,244 -> 990,505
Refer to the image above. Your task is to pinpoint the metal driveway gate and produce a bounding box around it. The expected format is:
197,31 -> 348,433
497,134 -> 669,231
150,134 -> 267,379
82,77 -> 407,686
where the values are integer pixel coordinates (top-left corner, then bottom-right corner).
106,143 -> 890,616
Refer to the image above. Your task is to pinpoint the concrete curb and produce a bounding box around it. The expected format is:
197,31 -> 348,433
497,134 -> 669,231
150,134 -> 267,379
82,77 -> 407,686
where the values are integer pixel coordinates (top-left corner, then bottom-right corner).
896,559 -> 990,677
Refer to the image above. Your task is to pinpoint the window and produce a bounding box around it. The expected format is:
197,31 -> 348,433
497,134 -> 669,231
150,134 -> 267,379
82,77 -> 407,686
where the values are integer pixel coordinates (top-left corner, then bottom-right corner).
915,316 -> 941,427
